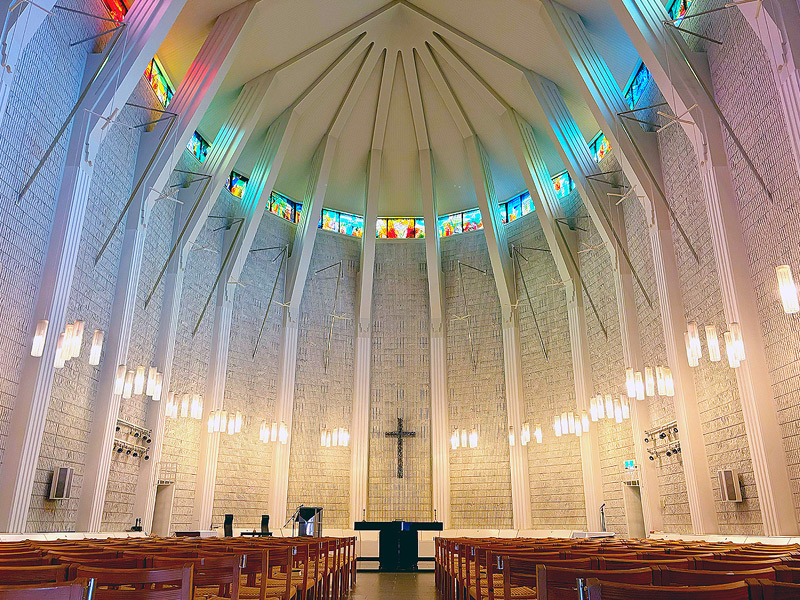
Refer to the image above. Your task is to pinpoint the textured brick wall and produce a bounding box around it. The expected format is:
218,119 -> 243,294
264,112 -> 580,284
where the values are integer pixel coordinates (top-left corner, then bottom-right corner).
286,230 -> 359,528
368,240 -> 432,522
506,212 -> 587,530
442,231 -> 513,528
161,191 -> 232,533
212,213 -> 294,530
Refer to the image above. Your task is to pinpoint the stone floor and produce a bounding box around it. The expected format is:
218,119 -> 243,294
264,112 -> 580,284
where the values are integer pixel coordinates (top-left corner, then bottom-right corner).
349,572 -> 438,598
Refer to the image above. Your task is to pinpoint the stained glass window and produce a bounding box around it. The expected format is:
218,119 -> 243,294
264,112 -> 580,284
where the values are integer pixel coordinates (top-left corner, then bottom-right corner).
339,212 -> 364,237
388,218 -> 414,239
376,219 -> 388,238
414,218 -> 425,239
438,213 -> 462,237
624,62 -> 651,109
226,171 -> 248,199
499,203 -> 509,224
552,171 -> 575,199
294,203 -> 303,223
144,56 -> 175,107
590,134 -> 611,163
462,209 -> 483,232
520,192 -> 533,216
507,197 -> 522,222
100,0 -> 127,20
187,131 -> 210,163
270,192 -> 294,221
668,0 -> 691,24
321,209 -> 339,232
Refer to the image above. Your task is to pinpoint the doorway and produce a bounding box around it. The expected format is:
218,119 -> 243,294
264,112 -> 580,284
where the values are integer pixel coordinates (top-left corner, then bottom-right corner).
621,483 -> 646,539
151,483 -> 175,536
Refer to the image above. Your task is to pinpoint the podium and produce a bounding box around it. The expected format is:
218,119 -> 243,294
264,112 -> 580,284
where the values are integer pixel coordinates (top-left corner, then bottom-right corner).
292,506 -> 323,537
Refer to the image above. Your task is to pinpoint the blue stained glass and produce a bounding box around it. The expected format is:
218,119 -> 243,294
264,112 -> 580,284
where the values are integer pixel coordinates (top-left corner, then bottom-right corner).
500,203 -> 509,224
321,209 -> 339,232
552,171 -> 574,199
438,214 -> 462,237
414,218 -> 425,238
520,192 -> 533,216
462,209 -> 483,231
339,212 -> 364,237
507,197 -> 522,222
187,131 -> 210,163
625,62 -> 651,109
226,171 -> 248,198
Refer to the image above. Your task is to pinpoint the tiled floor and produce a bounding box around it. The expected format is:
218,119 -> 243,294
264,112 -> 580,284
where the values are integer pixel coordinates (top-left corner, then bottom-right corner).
350,572 -> 438,598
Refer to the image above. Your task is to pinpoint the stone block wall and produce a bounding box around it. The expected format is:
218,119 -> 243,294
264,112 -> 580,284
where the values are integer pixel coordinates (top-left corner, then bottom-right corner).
506,212 -> 587,530
442,231 -> 513,528
212,213 -> 295,530
286,230 -> 359,528
368,240 -> 432,522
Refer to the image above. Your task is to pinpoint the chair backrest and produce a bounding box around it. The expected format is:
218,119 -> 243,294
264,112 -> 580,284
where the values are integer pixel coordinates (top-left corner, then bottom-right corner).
695,558 -> 782,571
655,566 -> 776,586
0,579 -> 90,600
76,564 -> 193,600
536,566 -> 653,600
759,579 -> 800,599
585,578 -> 752,599
596,557 -> 691,570
0,565 -> 72,586
0,557 -> 54,566
152,554 -> 240,598
773,566 -> 800,583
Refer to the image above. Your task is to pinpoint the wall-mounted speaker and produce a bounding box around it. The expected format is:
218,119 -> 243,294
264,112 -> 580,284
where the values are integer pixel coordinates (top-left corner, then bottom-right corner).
49,467 -> 74,500
717,468 -> 743,502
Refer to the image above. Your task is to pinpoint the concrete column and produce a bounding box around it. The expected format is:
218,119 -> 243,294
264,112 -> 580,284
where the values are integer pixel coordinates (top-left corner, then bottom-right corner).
541,0 -> 719,533
608,0 -> 798,536
0,0 -> 183,533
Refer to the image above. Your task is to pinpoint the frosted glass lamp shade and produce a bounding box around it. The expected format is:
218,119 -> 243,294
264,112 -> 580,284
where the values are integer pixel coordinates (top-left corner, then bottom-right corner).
180,394 -> 189,418
625,368 -> 636,398
123,370 -> 134,399
634,371 -> 645,401
705,325 -> 721,362
114,365 -> 126,395
88,330 -> 104,365
134,366 -> 145,395
62,324 -> 73,361
146,367 -> 157,397
645,367 -> 654,397
534,424 -> 542,444
31,320 -> 48,357
152,372 -> 163,401
777,265 -> 800,314
53,332 -> 66,369
70,321 -> 83,359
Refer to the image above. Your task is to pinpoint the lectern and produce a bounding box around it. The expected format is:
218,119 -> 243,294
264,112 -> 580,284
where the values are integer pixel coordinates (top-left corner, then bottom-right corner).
292,506 -> 323,537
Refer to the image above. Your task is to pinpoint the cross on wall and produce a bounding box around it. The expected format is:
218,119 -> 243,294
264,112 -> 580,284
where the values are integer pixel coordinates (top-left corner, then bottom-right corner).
385,417 -> 416,479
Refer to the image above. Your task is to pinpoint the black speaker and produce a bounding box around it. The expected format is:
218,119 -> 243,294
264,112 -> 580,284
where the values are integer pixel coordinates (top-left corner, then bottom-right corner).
260,514 -> 270,535
224,513 -> 233,537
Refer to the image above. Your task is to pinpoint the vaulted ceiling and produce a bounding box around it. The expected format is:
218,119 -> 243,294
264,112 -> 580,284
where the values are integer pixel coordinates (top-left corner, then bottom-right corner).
155,0 -> 642,216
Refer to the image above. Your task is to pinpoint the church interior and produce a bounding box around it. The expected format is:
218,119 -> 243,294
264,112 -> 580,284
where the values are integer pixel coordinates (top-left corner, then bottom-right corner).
0,0 -> 800,596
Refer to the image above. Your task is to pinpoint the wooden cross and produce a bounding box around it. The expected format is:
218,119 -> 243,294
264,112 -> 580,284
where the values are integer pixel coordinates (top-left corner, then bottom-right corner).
385,418 -> 416,479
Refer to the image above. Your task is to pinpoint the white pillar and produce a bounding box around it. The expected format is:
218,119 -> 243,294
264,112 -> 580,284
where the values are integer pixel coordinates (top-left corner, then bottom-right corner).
541,0 -> 719,533
608,0 -> 798,537
0,0 -> 184,533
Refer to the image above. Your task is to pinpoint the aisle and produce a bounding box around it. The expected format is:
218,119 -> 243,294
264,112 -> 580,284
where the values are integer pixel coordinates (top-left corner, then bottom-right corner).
349,572 -> 437,599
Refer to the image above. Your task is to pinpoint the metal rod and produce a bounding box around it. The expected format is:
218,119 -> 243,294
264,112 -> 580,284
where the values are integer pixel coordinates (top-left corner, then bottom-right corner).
70,24 -> 123,47
52,3 -> 119,22
585,177 -> 653,307
253,247 -> 287,358
513,246 -> 548,359
457,261 -> 479,371
132,114 -> 177,129
322,261 -> 343,373
666,22 -> 722,45
94,111 -> 178,264
250,246 -> 285,253
617,117 -> 700,263
666,3 -> 732,22
664,22 -> 772,201
619,114 -> 662,128
193,219 -> 244,336
617,102 -> 670,116
555,220 -> 608,338
144,174 -> 213,308
18,22 -> 126,201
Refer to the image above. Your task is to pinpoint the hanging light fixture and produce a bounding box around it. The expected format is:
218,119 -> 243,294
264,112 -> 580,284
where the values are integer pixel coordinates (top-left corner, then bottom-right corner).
704,325 -> 721,362
69,321 -> 83,359
166,392 -> 178,419
468,428 -> 478,448
451,428 -> 460,449
521,423 -> 531,446
730,322 -> 745,362
567,411 -> 575,434
575,423 -> 582,438
625,368 -> 636,398
134,366 -> 146,395
31,320 -> 48,357
645,367 -> 655,397
53,331 -> 66,369
553,416 -> 562,437
581,411 -> 590,432
776,265 -> 800,314
604,395 -> 614,419
260,421 -> 270,443
278,421 -> 289,444
560,412 -> 568,433
656,367 -> 666,396
590,397 -> 598,422
534,424 -> 542,444
614,399 -> 623,424
180,394 -> 189,419
123,370 -> 135,399
145,367 -> 157,397
271,422 -> 278,442
114,365 -> 126,395
226,417 -> 235,435
621,396 -> 630,420
664,367 -> 674,396
724,331 -> 740,368
88,330 -> 104,365
508,426 -> 515,446
191,394 -> 203,420
151,372 -> 163,401
596,395 -> 606,419
687,321 -> 702,362
62,324 -> 73,361
234,411 -> 242,434
634,371 -> 645,401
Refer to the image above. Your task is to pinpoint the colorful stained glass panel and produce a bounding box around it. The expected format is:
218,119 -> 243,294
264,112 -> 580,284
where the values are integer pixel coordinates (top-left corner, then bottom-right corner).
376,219 -> 388,238
387,218 -> 415,239
499,203 -> 509,224
438,214 -> 462,237
462,209 -> 483,231
520,192 -> 533,216
321,209 -> 339,232
339,212 -> 364,237
625,62 -> 651,109
101,0 -> 127,20
226,171 -> 248,198
270,193 -> 294,221
553,171 -> 574,199
144,57 -> 174,107
414,218 -> 425,238
507,197 -> 522,222
187,131 -> 210,163
294,204 -> 303,223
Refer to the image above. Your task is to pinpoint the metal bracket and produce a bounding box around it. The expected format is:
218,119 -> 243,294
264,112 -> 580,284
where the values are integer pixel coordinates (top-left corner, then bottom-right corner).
252,245 -> 289,358
512,245 -> 548,360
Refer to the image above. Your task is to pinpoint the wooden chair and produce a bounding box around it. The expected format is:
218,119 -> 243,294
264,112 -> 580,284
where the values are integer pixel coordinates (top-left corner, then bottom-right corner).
0,565 -> 73,586
0,579 -> 91,600
655,566 -> 776,586
76,564 -> 192,599
759,580 -> 800,599
585,577 -> 753,599
153,554 -> 240,600
0,557 -> 55,567
694,558 -> 783,571
773,566 -> 800,583
535,565 -> 653,600
594,557 -> 692,570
